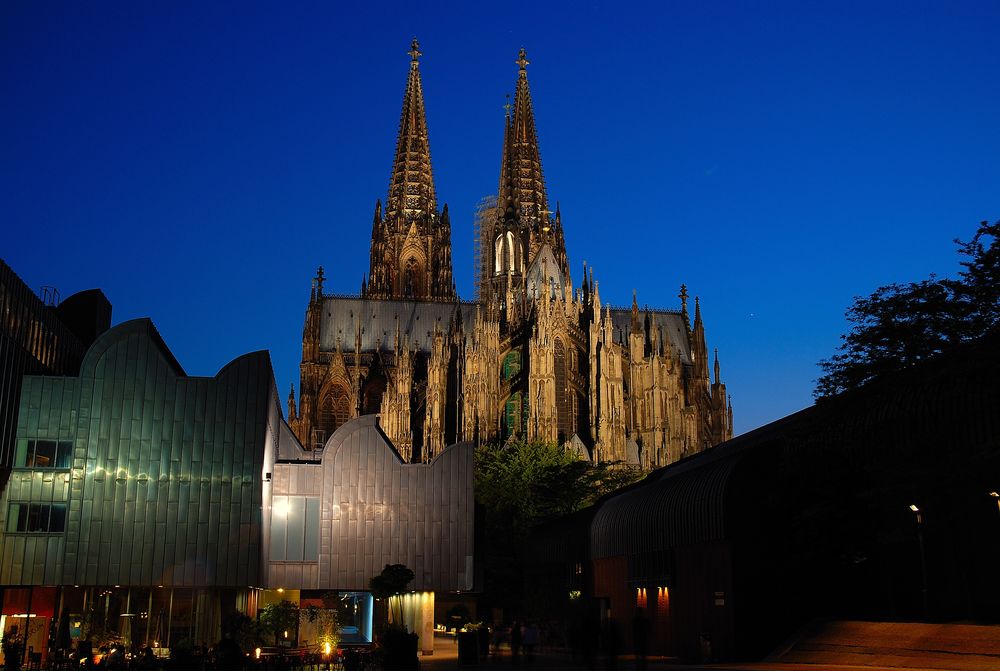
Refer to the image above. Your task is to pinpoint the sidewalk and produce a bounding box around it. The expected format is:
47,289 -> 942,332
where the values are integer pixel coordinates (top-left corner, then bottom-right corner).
417,639 -> 982,671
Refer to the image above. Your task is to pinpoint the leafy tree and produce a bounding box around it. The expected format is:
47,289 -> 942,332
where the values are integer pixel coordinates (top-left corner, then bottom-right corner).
816,220 -> 999,398
300,604 -> 339,651
369,563 -> 415,627
221,612 -> 266,652
475,438 -> 642,612
258,600 -> 299,645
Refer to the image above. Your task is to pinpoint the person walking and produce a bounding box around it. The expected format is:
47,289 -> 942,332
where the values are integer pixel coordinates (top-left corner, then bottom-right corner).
510,620 -> 522,665
631,608 -> 650,671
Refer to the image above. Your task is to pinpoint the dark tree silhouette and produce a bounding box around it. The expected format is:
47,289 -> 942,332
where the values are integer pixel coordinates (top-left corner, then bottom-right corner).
816,220 -> 999,398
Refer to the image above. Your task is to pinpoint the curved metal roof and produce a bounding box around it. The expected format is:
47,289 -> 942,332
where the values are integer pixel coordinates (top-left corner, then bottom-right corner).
590,451 -> 739,559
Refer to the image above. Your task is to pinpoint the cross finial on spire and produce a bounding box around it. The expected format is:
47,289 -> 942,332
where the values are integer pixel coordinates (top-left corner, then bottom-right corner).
409,38 -> 421,63
315,266 -> 326,295
516,47 -> 529,72
504,93 -> 512,118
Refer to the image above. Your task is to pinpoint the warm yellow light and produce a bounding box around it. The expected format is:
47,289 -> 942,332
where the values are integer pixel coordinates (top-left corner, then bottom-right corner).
909,504 -> 919,512
284,631 -> 288,639
323,642 -> 331,656
277,588 -> 284,593
990,492 -> 999,498
255,648 -> 261,660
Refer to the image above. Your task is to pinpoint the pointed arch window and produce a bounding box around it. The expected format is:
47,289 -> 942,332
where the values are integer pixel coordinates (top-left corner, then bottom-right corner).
321,389 -> 352,441
555,338 -> 570,440
504,392 -> 524,438
502,350 -> 521,381
494,231 -> 523,275
403,257 -> 420,298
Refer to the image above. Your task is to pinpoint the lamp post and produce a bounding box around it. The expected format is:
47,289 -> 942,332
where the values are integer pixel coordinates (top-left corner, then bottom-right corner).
909,504 -> 929,619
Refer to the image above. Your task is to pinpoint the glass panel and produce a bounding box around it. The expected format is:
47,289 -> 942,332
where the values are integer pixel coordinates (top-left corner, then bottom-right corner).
7,504 -> 21,532
27,503 -> 48,532
286,496 -> 306,561
56,441 -> 73,468
49,504 -> 67,532
304,497 -> 320,561
335,592 -> 374,644
270,496 -> 287,561
14,439 -> 29,467
32,440 -> 57,467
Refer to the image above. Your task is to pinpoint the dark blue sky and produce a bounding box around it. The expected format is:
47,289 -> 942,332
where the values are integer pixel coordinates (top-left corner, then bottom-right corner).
3,1 -> 998,434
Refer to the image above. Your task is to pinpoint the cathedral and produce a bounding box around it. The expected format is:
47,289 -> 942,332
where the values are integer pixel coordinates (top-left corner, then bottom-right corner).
288,41 -> 733,468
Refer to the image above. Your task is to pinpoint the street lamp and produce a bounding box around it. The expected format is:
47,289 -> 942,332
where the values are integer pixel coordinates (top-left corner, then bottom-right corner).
989,492 -> 1000,515
909,504 -> 929,619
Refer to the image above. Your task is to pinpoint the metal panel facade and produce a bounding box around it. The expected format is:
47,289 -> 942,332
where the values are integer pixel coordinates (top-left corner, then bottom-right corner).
0,319 -> 277,588
270,416 -> 474,592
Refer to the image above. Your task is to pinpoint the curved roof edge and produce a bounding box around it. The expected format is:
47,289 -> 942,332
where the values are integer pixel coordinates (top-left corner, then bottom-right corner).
319,414 -> 473,467
80,318 -> 185,378
215,349 -> 273,380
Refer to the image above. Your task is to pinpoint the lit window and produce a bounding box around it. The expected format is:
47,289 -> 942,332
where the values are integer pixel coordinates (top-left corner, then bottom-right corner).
14,439 -> 72,469
270,496 -> 320,561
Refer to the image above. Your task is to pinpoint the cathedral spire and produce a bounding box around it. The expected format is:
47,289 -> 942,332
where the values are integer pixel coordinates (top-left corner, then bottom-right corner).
499,48 -> 548,222
365,39 -> 456,302
385,38 -> 437,223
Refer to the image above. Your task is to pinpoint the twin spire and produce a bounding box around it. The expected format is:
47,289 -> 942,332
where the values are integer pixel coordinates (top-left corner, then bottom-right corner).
369,40 -> 555,302
386,40 -> 547,225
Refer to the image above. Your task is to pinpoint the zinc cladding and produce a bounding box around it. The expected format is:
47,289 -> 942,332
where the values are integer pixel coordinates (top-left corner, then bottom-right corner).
0,319 -> 276,588
590,447 -> 739,560
269,415 -> 474,593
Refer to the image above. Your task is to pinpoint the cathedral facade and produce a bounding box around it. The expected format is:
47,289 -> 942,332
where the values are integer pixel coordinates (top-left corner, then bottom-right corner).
288,41 -> 733,468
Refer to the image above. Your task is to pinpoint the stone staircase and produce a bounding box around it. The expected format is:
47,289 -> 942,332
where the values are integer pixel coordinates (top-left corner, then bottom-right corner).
768,620 -> 1000,670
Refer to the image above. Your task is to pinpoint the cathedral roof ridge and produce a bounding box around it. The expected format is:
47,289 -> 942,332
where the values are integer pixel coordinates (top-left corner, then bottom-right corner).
320,291 -> 478,305
606,303 -> 684,316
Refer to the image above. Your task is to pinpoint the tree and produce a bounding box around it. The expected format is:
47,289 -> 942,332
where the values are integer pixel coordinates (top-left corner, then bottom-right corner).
258,600 -> 300,645
369,563 -> 415,627
300,604 -> 339,652
816,220 -> 999,398
474,438 -> 642,612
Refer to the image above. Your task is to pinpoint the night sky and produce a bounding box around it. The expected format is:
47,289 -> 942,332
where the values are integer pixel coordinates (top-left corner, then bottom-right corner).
3,1 -> 998,435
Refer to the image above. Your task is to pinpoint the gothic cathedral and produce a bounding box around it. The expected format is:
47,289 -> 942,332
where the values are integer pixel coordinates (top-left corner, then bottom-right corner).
288,41 -> 733,468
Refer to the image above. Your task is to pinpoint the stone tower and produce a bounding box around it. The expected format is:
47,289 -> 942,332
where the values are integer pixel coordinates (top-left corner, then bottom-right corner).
481,49 -> 569,306
364,39 -> 456,302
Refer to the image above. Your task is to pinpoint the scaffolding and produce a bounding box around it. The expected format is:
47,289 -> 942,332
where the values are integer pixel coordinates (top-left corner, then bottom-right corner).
472,195 -> 497,301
